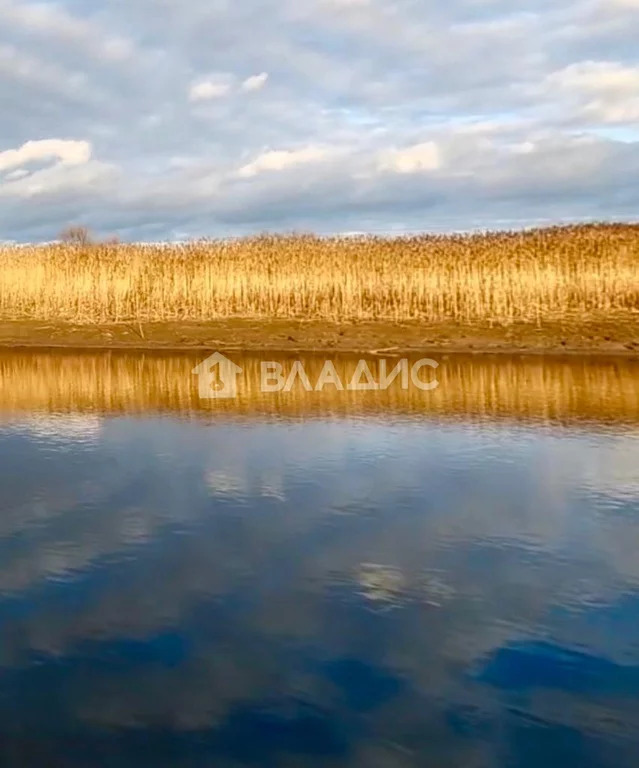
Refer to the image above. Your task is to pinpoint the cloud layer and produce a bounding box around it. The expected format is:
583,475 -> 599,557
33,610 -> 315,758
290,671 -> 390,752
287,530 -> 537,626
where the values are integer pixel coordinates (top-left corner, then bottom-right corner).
1,0 -> 638,240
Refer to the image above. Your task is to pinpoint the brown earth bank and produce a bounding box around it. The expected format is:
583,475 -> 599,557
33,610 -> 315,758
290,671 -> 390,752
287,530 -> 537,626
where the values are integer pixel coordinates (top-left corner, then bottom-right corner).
0,318 -> 637,356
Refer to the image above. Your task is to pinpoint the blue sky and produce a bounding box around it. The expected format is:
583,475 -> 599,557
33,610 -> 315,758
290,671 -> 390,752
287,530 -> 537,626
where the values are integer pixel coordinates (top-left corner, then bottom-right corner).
1,0 -> 638,241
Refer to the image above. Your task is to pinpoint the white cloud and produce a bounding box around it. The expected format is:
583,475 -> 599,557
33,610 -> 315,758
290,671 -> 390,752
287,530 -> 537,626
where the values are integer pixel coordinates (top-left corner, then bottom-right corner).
189,77 -> 232,102
509,141 -> 536,155
0,0 -> 134,62
548,61 -> 639,94
585,102 -> 639,123
0,139 -> 91,173
191,72 -> 268,100
1,0 -> 639,239
0,158 -> 117,200
4,168 -> 29,181
546,61 -> 639,124
241,72 -> 269,92
238,146 -> 330,177
324,0 -> 370,5
378,142 -> 441,174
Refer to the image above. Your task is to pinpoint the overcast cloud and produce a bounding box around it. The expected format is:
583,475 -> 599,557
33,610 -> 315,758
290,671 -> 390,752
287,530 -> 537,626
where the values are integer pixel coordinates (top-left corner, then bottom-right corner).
1,0 -> 638,241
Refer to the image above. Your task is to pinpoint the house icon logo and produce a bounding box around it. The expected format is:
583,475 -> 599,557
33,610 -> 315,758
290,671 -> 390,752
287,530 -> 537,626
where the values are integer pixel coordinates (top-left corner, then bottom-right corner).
192,352 -> 243,399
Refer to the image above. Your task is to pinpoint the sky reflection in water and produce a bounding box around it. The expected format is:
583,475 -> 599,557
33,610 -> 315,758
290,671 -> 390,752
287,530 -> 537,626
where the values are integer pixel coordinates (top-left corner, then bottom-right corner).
0,352 -> 638,767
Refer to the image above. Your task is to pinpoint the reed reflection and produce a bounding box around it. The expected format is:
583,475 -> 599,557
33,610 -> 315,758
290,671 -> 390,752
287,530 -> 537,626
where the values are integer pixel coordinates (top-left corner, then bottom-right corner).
0,350 -> 637,427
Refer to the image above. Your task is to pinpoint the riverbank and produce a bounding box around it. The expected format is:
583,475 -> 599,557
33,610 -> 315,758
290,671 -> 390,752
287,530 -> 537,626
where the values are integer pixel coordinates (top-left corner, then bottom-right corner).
0,317 -> 637,356
1,226 -> 637,355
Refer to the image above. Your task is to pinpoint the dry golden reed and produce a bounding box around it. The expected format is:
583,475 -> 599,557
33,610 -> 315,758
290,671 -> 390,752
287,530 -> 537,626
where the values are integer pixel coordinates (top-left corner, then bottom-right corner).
0,224 -> 637,325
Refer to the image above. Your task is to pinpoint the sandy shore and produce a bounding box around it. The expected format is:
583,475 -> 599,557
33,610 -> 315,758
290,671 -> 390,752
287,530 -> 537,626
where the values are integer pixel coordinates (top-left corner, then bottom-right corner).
0,318 -> 637,356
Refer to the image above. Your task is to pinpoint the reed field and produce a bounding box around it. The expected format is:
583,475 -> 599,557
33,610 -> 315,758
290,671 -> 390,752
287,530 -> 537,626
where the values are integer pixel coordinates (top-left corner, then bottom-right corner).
0,224 -> 637,326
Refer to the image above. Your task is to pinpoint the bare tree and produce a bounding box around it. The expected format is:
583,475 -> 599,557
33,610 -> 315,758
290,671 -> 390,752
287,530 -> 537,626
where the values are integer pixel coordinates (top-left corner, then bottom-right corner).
59,225 -> 92,246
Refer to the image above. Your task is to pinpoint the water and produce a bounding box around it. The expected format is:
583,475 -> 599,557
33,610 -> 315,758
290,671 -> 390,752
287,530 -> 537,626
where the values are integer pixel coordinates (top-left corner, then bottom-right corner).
1,351 -> 638,767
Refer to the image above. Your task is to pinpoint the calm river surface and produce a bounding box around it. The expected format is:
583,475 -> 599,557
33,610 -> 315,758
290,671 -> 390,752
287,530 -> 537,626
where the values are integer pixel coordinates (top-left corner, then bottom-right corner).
1,351 -> 638,767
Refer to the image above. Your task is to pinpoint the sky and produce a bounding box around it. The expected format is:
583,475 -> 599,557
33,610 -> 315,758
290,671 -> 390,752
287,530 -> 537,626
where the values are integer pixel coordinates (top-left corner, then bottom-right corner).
1,0 -> 639,241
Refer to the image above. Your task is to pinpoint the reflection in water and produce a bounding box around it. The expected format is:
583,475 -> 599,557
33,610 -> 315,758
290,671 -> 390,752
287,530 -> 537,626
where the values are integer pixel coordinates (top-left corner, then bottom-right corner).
0,349 -> 638,425
0,351 -> 638,766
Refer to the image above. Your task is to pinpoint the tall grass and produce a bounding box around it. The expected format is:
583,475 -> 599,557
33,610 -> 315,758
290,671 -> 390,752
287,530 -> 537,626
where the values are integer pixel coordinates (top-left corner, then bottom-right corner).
0,224 -> 637,325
